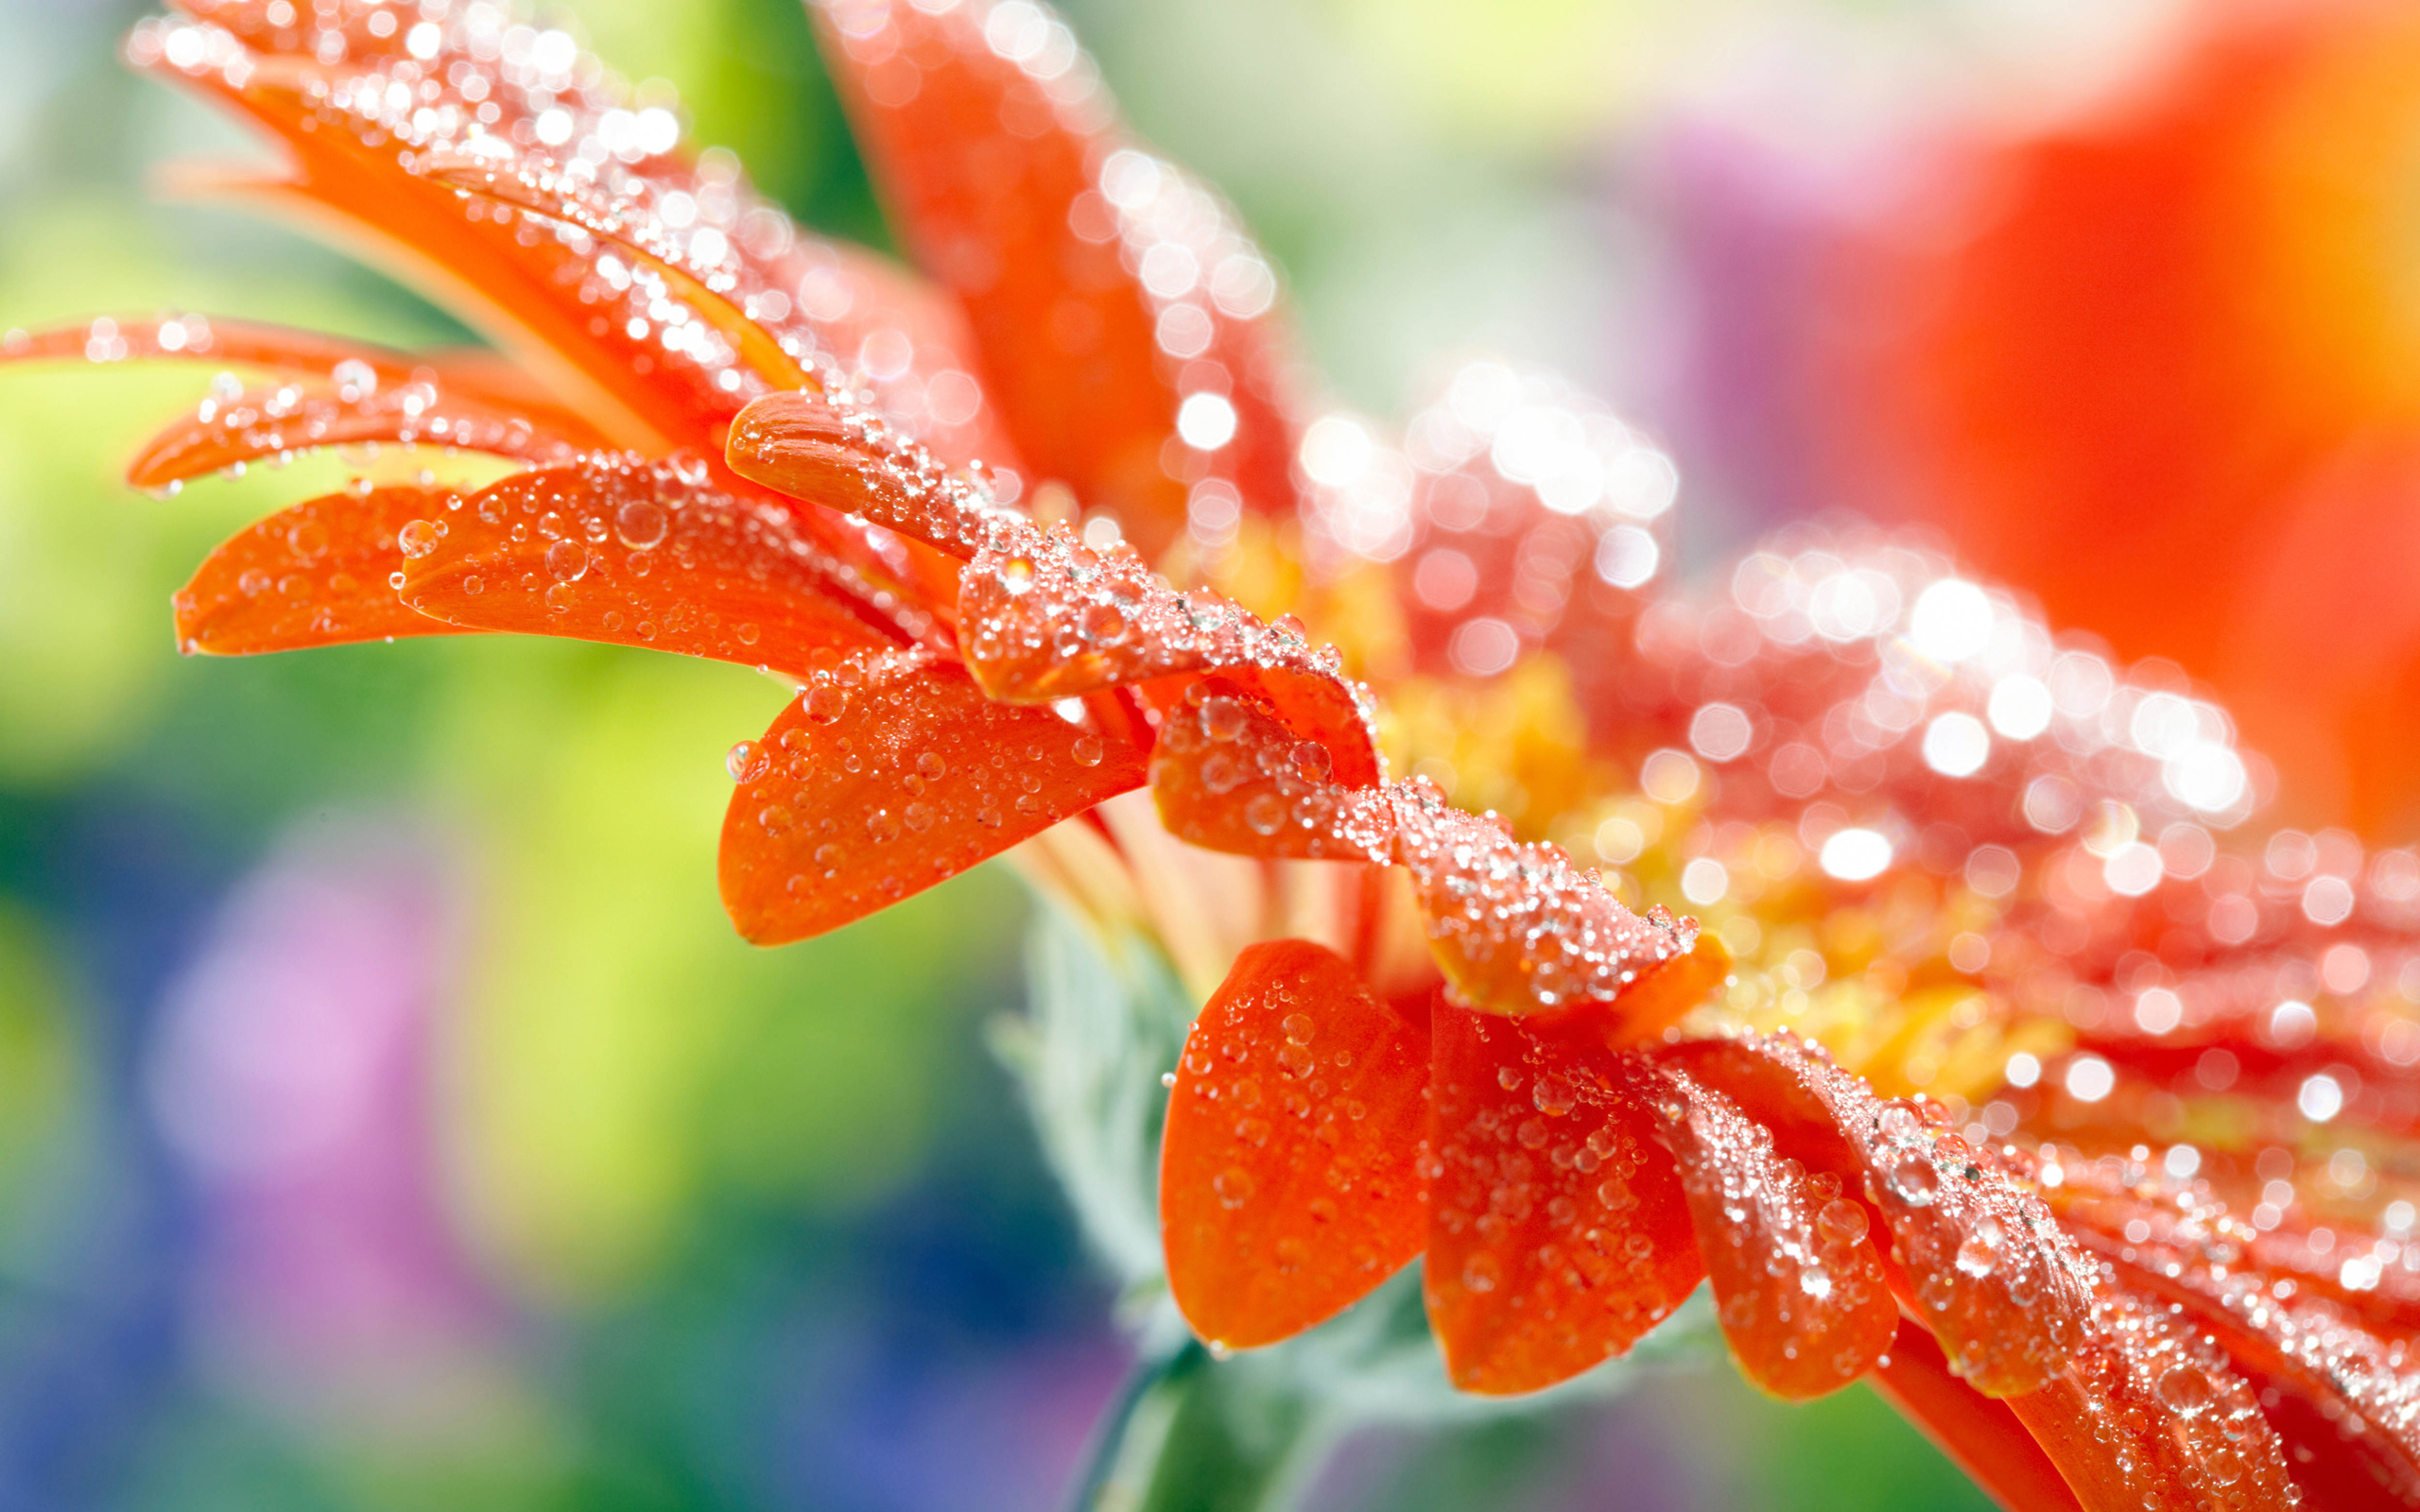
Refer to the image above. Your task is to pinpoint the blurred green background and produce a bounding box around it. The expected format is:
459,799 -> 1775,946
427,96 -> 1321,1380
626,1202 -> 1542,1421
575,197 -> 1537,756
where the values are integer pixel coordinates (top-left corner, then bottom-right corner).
0,0 -> 2067,1507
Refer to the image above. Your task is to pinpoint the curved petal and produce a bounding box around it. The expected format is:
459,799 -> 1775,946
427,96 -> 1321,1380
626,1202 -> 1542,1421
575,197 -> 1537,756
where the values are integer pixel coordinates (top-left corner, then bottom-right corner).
398,455 -> 922,672
804,0 -> 1305,558
1393,792 -> 1702,1018
1670,1035 -> 2302,1508
1162,939 -> 1431,1349
726,388 -> 999,559
1868,1320 -> 2083,1512
129,378 -> 582,489
1148,678 -> 1394,863
1654,1064 -> 1896,1400
720,652 -> 1146,943
1423,1003 -> 1703,1395
175,483 -> 465,654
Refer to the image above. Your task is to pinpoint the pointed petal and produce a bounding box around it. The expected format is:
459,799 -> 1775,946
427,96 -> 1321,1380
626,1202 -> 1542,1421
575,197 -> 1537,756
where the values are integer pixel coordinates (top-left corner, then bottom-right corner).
1669,1035 -> 2302,1508
720,653 -> 1146,943
956,523 -> 1378,753
1423,1003 -> 1702,1395
1653,1065 -> 1896,1400
398,456 -> 920,673
129,379 -> 581,489
174,483 -> 464,654
1393,791 -> 1702,1019
1162,939 -> 1430,1349
1867,1321 -> 2083,1512
0,314 -> 611,443
1148,677 -> 1394,863
726,389 -> 995,558
804,0 -> 1305,558
2052,1182 -> 2420,1506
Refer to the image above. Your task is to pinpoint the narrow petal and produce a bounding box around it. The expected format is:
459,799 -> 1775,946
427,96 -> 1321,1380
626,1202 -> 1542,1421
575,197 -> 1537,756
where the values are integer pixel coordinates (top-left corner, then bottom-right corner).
174,483 -> 464,654
2053,1180 -> 2420,1506
720,653 -> 1146,943
129,379 -> 581,489
726,389 -> 996,558
1393,791 -> 1701,1018
804,0 -> 1304,557
399,455 -> 920,673
1673,1035 -> 2303,1507
1162,939 -> 1430,1349
1148,678 -> 1394,863
1423,1003 -> 1703,1395
1654,1065 -> 1896,1400
1868,1321 -> 2083,1512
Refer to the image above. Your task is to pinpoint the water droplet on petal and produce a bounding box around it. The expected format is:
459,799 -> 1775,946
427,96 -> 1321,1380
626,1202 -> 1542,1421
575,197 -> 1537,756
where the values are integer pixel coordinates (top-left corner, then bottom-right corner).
614,498 -> 669,548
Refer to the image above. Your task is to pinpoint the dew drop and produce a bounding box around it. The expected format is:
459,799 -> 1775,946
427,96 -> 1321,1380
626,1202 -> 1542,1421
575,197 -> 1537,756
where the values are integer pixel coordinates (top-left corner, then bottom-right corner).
545,538 -> 588,581
1815,1198 -> 1870,1246
727,741 -> 760,782
1244,792 -> 1286,835
1280,1012 -> 1316,1045
1070,733 -> 1104,767
804,686 -> 846,724
1214,1166 -> 1256,1209
1883,1151 -> 1939,1207
614,498 -> 669,548
2156,1364 -> 2213,1418
1461,1254 -> 1501,1294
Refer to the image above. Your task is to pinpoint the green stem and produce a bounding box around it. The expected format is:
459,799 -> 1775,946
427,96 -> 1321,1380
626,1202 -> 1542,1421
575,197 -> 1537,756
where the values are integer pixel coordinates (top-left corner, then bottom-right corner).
1067,1340 -> 1335,1512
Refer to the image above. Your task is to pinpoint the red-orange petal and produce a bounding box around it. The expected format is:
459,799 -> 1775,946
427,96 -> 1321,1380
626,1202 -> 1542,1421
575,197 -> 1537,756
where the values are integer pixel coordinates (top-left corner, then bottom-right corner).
1669,1036 -> 2303,1508
399,455 -> 918,674
1423,1002 -> 1703,1395
804,0 -> 1305,558
726,390 -> 995,559
129,379 -> 581,489
174,483 -> 465,654
1161,939 -> 1431,1349
1653,1064 -> 1896,1400
1147,678 -> 1394,862
1868,1320 -> 2083,1512
719,652 -> 1145,943
0,314 -> 613,447
1394,791 -> 1701,1017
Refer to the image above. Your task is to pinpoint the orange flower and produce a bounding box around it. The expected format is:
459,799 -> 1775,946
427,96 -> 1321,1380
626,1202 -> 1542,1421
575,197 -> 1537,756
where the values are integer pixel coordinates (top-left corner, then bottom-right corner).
15,3 -> 2420,1508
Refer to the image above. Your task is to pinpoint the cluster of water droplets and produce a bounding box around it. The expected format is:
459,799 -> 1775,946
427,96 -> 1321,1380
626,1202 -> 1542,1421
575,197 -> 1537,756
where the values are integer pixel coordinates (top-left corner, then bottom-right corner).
1422,1015 -> 1701,1392
1162,944 -> 1428,1339
1653,1064 -> 1894,1398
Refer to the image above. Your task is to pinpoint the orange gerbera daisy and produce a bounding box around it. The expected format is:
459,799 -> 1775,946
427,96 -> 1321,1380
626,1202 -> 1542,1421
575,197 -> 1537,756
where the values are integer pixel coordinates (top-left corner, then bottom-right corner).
15,3 -> 2420,1508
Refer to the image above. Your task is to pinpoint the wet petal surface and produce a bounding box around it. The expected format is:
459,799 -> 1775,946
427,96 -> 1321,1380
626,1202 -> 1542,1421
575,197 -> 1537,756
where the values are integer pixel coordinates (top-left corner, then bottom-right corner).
1162,938 -> 1431,1349
720,652 -> 1145,943
175,483 -> 463,654
1423,1004 -> 1702,1395
400,455 -> 917,672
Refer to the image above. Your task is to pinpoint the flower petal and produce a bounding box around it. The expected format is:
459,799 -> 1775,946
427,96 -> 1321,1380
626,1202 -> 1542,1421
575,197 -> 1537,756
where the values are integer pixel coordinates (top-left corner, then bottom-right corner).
399,455 -> 921,672
1423,1003 -> 1702,1395
1653,1065 -> 1896,1400
1148,678 -> 1394,862
129,378 -> 582,489
1162,938 -> 1431,1349
1672,1035 -> 2302,1508
1395,790 -> 1702,1017
720,652 -> 1145,943
726,389 -> 997,559
1867,1320 -> 2083,1512
175,483 -> 465,654
804,0 -> 1304,558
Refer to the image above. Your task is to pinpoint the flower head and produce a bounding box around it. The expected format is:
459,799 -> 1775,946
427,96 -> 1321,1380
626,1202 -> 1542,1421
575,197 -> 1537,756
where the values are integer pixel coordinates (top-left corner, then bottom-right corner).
15,2 -> 2420,1506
